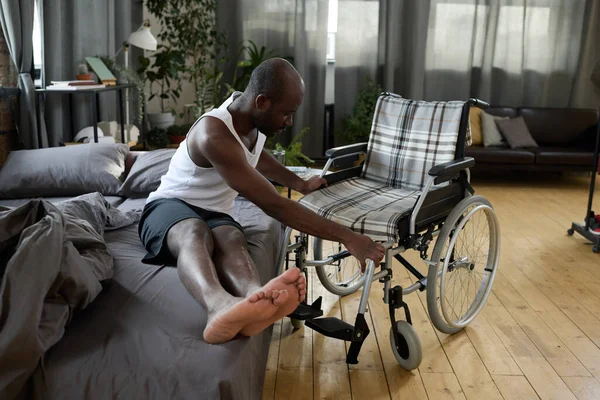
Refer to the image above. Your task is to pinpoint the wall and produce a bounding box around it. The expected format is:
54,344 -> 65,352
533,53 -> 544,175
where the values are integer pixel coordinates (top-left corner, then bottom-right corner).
142,6 -> 199,125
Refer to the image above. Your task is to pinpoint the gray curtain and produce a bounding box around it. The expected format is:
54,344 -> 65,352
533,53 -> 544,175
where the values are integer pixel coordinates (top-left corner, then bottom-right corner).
0,0 -> 41,149
42,0 -> 142,146
334,0 -> 381,139
334,0 -> 598,136
217,0 -> 329,158
571,0 -> 600,108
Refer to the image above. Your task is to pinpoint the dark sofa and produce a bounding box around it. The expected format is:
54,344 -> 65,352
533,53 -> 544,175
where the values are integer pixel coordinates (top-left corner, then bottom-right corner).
466,106 -> 599,173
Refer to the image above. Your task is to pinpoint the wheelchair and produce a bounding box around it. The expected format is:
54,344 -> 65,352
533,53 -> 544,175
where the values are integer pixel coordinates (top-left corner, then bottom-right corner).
281,92 -> 501,370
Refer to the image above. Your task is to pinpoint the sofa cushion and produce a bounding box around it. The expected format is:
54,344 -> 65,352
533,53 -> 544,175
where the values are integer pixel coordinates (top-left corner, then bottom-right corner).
465,146 -> 535,164
0,143 -> 129,198
495,116 -> 539,149
469,107 -> 483,145
568,124 -> 598,150
485,107 -> 518,118
481,111 -> 509,147
119,149 -> 176,198
532,147 -> 595,166
518,107 -> 598,146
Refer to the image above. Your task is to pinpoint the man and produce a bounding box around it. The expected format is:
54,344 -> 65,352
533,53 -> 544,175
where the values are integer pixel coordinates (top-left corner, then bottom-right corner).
139,57 -> 385,344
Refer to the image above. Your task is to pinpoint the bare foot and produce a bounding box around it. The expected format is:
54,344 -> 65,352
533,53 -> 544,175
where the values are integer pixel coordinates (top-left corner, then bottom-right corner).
240,269 -> 307,337
203,289 -> 289,344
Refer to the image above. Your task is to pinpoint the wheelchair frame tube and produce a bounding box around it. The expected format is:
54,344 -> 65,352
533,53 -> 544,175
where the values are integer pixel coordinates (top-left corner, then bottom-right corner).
358,259 -> 376,314
410,176 -> 435,235
320,158 -> 334,177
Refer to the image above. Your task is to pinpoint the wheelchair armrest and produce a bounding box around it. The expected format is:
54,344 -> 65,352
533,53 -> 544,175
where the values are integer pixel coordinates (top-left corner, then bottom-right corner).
325,143 -> 368,159
428,157 -> 475,182
323,165 -> 363,186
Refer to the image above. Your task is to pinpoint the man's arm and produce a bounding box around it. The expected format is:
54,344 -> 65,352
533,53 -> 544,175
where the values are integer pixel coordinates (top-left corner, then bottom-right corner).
256,149 -> 308,192
189,119 -> 384,269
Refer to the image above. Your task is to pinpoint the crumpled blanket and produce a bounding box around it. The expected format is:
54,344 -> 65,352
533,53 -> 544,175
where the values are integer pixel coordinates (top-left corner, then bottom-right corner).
0,193 -> 139,400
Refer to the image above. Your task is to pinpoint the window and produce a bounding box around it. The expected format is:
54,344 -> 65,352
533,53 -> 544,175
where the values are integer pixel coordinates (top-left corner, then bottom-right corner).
426,3 -> 487,72
425,1 -> 584,75
32,0 -> 43,87
326,0 -> 338,62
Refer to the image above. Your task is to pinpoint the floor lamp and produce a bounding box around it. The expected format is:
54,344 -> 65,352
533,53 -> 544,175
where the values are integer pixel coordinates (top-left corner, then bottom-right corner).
115,20 -> 157,142
568,59 -> 600,253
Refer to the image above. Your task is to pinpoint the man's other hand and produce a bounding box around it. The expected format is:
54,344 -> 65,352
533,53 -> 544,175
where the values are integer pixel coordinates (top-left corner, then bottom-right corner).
345,233 -> 386,272
299,176 -> 327,195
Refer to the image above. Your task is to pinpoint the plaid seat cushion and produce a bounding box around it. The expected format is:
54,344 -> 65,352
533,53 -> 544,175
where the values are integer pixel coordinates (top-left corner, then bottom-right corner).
361,94 -> 471,191
299,177 -> 420,242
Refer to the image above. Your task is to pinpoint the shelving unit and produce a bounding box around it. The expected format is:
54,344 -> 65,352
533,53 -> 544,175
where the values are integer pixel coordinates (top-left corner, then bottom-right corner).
568,117 -> 600,253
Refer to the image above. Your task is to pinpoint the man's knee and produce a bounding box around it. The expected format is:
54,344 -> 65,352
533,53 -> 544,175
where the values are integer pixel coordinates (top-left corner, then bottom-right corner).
167,218 -> 214,255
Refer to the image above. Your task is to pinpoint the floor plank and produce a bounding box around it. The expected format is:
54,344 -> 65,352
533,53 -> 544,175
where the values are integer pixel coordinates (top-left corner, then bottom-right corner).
562,377 -> 600,400
421,372 -> 467,400
492,375 -> 540,399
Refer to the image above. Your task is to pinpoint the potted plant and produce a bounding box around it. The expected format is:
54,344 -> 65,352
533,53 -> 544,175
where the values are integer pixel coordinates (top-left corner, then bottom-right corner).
167,123 -> 192,145
337,79 -> 382,145
145,126 -> 169,149
100,55 -> 146,125
144,0 -> 226,120
138,44 -> 185,130
265,127 -> 314,167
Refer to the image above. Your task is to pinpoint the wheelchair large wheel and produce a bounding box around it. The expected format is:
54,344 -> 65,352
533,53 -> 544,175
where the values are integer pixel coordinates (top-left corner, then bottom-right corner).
313,238 -> 366,296
426,195 -> 500,334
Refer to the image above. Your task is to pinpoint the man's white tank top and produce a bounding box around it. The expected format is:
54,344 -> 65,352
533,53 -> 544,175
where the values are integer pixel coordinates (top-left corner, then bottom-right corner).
146,92 -> 266,216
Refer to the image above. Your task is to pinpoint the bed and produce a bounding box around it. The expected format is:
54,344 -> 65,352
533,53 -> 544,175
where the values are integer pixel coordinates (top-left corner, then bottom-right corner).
0,144 -> 286,400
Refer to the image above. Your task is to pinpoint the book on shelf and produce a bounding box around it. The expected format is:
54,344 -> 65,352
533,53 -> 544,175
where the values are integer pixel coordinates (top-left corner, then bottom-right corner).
46,83 -> 106,90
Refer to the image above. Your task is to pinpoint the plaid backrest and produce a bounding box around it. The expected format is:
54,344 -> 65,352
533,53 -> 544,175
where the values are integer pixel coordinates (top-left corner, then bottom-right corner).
361,94 -> 472,191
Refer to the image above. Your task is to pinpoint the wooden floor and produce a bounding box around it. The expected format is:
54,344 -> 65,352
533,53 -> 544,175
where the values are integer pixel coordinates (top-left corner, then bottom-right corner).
263,172 -> 600,400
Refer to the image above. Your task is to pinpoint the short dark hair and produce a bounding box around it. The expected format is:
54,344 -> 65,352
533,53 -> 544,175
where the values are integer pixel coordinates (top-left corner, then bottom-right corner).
245,58 -> 294,102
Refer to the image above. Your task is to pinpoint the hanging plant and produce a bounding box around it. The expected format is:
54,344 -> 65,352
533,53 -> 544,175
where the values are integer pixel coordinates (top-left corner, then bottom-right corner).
99,55 -> 146,124
144,0 -> 227,119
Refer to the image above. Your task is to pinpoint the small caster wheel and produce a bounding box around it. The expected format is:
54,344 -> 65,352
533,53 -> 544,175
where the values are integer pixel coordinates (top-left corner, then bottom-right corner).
593,245 -> 600,254
567,228 -> 574,236
389,321 -> 422,370
291,318 -> 304,329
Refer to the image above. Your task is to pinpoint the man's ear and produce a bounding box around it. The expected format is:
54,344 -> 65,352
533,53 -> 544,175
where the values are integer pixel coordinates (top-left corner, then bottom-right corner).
255,94 -> 271,110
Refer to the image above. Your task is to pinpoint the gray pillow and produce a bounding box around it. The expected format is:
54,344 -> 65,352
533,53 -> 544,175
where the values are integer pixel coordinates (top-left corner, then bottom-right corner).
495,117 -> 538,149
0,143 -> 129,198
481,111 -> 509,147
119,149 -> 176,198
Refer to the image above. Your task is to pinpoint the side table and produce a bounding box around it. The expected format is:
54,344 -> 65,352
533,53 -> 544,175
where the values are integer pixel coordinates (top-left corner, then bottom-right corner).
35,83 -> 137,144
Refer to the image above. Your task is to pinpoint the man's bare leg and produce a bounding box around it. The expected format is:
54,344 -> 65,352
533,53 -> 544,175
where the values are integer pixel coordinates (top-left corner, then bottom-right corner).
211,226 -> 307,337
167,219 -> 295,344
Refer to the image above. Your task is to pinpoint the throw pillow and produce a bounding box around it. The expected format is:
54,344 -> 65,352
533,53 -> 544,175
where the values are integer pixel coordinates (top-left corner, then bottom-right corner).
0,143 -> 129,198
469,107 -> 483,146
118,148 -> 176,197
495,117 -> 539,149
481,111 -> 509,147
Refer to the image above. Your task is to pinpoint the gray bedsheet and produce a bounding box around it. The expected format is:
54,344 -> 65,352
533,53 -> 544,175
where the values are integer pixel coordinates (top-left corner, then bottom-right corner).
26,195 -> 286,400
0,193 -> 139,400
0,195 -> 125,209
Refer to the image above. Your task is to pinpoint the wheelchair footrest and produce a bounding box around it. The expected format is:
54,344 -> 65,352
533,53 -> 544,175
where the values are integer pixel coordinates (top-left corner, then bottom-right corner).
305,317 -> 356,341
287,297 -> 323,320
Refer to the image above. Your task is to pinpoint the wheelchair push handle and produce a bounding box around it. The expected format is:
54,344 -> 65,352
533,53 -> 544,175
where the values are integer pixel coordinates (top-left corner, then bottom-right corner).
468,98 -> 490,109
